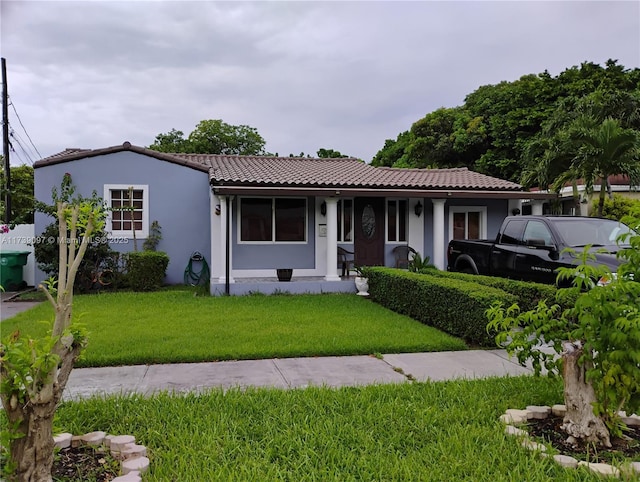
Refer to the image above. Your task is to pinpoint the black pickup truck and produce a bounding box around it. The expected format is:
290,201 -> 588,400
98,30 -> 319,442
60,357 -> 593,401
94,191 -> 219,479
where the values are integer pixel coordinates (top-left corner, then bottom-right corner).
447,215 -> 633,285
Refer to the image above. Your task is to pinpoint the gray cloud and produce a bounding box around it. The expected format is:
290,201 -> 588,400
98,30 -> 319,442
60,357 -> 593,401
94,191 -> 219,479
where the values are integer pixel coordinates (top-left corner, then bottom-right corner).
2,0 -> 638,164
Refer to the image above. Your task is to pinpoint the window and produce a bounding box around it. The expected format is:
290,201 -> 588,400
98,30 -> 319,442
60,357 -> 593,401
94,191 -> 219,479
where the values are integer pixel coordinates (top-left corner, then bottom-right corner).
387,200 -> 407,242
499,219 -> 526,245
240,197 -> 306,243
104,184 -> 149,238
337,199 -> 353,242
522,221 -> 554,247
448,206 -> 487,240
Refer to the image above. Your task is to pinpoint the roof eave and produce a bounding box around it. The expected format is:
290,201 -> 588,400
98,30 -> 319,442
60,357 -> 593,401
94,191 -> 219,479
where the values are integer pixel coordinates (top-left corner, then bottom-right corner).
211,185 -> 554,199
34,142 -> 210,173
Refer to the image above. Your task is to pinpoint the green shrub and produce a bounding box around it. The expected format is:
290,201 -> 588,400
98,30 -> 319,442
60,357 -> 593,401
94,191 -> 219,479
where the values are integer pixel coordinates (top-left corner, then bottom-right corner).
126,251 -> 169,291
365,267 -> 516,346
418,268 -> 560,312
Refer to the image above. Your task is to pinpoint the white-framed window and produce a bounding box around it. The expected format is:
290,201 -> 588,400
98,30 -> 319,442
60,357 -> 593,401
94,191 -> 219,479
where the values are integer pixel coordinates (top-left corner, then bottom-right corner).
104,184 -> 149,238
239,197 -> 307,243
337,199 -> 354,242
448,206 -> 487,240
387,199 -> 408,242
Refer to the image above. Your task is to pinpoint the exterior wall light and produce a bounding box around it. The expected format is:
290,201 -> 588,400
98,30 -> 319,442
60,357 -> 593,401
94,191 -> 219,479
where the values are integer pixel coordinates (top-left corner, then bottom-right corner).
414,201 -> 423,217
321,202 -> 327,216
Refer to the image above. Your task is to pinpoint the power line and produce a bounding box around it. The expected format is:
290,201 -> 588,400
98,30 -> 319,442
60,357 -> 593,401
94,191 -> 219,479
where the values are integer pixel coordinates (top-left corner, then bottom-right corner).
7,95 -> 42,159
9,127 -> 37,163
9,130 -> 35,165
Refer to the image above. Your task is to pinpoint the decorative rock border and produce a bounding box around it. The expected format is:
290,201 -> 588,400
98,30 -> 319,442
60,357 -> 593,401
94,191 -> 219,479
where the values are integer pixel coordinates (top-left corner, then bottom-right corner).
53,431 -> 149,481
500,405 -> 640,478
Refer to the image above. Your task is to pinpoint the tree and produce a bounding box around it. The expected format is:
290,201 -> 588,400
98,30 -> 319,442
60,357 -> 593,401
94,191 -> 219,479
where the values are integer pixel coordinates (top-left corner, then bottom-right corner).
148,128 -> 190,153
568,116 -> 640,217
371,60 -> 639,181
316,148 -> 348,158
149,120 -> 266,155
1,173 -> 106,481
0,165 -> 35,225
487,218 -> 640,449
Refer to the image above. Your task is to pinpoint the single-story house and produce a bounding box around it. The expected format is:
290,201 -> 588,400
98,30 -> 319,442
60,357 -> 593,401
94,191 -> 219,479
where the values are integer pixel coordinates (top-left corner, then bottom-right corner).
526,174 -> 640,216
34,142 -> 551,295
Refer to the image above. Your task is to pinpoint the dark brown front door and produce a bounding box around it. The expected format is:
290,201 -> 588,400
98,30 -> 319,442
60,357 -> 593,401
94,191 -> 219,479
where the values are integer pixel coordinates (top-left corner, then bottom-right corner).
354,197 -> 385,267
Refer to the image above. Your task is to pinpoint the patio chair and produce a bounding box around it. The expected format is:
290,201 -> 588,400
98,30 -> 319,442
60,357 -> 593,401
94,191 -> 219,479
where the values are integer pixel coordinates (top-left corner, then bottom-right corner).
393,245 -> 417,269
337,247 -> 355,277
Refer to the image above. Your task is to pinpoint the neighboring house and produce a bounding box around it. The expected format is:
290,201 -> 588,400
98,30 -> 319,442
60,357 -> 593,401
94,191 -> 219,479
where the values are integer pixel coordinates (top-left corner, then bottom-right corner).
524,174 -> 640,216
34,142 -> 551,295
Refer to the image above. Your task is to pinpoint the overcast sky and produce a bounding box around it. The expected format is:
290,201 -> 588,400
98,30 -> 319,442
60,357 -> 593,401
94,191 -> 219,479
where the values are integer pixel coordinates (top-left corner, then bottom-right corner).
1,0 -> 639,165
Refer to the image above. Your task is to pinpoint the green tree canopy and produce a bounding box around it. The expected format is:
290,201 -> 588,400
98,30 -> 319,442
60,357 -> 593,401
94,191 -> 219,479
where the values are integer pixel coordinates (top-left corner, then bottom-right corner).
0,164 -> 35,225
149,120 -> 266,155
371,60 -> 640,184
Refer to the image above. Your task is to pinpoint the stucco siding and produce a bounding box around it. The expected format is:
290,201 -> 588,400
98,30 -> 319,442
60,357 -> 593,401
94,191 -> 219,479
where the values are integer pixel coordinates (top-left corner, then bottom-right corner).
34,151 -> 211,285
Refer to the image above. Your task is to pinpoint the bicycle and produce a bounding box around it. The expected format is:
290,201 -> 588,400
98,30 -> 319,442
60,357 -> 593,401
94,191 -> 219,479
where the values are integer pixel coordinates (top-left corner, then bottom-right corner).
77,255 -> 118,293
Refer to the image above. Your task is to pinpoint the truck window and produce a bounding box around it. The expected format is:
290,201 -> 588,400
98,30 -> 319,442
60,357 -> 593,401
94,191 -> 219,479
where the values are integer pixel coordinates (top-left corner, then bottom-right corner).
499,219 -> 526,245
523,221 -> 554,247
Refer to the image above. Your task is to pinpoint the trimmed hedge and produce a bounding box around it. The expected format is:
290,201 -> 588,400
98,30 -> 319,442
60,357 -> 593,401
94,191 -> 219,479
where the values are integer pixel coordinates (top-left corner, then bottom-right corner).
419,268 -> 579,312
418,268 -> 557,312
126,251 -> 170,292
364,267 -> 517,346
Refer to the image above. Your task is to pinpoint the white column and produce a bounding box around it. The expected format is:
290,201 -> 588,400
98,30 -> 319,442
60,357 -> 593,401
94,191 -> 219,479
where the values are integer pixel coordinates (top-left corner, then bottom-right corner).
531,200 -> 544,216
218,196 -> 234,283
508,198 -> 523,216
432,199 -> 446,270
324,198 -> 340,281
209,190 -> 218,288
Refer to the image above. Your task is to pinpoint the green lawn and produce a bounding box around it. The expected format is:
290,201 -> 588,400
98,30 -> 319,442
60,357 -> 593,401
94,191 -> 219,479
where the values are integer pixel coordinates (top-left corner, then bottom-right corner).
54,377 -> 607,481
1,290 -> 467,367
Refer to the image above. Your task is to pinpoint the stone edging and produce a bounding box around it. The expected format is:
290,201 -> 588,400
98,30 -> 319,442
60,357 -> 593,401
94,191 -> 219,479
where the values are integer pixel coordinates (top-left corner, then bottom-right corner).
53,431 -> 149,481
500,404 -> 640,478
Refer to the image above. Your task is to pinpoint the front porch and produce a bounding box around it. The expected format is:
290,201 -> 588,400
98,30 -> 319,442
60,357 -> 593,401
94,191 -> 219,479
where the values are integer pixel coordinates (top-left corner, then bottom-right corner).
210,276 -> 357,296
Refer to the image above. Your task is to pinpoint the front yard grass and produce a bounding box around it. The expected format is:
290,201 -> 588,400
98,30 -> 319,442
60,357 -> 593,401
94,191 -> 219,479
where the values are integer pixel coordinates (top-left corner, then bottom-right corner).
1,290 -> 467,367
54,376 -> 604,481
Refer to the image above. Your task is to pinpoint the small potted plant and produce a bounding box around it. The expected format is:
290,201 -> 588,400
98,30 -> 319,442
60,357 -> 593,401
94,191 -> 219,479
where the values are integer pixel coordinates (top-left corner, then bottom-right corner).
276,268 -> 293,282
353,266 -> 369,296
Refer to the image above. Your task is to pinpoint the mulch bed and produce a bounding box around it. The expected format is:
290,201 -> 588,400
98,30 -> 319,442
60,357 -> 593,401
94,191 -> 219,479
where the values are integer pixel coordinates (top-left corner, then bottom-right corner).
52,446 -> 120,482
526,414 -> 640,463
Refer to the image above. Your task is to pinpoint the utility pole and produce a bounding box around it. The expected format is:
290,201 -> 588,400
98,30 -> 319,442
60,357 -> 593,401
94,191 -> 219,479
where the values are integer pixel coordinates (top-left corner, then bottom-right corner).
2,57 -> 11,224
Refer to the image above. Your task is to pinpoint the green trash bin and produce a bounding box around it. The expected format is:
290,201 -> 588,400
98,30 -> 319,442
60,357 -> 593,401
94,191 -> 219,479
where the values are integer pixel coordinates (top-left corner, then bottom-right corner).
0,250 -> 31,291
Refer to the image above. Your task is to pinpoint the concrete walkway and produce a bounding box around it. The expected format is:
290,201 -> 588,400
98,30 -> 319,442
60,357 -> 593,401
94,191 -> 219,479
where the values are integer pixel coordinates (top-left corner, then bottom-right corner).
64,350 -> 533,400
2,291 -> 536,401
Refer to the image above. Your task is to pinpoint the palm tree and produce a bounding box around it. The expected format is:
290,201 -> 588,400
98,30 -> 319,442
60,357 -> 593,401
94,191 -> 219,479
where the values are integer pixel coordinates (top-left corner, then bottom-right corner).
569,116 -> 640,216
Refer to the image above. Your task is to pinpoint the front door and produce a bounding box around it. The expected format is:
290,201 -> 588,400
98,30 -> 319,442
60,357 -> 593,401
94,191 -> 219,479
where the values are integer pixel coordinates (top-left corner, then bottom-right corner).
354,198 -> 385,267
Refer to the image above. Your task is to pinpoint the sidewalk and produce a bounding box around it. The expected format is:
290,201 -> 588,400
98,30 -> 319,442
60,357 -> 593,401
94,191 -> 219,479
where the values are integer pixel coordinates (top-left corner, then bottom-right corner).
1,292 -> 536,400
0,290 -> 43,321
65,350 -> 533,400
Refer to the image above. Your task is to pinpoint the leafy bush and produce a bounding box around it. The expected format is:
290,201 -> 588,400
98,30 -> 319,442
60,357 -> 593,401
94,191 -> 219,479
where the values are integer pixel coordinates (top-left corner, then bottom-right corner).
364,267 -> 516,346
126,251 -> 169,291
592,193 -> 640,221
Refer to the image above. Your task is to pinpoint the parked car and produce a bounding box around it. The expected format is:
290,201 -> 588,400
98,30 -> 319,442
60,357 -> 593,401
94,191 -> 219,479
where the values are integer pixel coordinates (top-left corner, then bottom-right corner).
447,215 -> 634,285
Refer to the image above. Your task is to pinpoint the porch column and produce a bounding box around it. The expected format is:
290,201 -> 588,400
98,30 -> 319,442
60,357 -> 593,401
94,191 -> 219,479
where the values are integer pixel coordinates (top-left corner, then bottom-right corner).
209,190 -> 218,289
324,198 -> 340,281
432,199 -> 446,270
531,200 -> 544,216
218,195 -> 234,284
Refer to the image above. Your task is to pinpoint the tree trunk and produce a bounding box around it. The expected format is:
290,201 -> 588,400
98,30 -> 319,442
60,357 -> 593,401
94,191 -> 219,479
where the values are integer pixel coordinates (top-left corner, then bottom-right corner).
8,402 -> 56,482
561,342 -> 611,447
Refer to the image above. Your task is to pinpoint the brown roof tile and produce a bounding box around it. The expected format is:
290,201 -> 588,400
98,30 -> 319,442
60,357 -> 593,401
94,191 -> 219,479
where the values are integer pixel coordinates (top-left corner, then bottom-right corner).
36,143 -> 524,191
